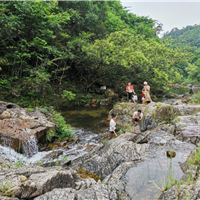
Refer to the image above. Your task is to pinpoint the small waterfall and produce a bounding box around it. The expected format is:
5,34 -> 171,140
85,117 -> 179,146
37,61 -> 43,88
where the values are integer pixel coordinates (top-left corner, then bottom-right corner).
22,135 -> 39,157
1,134 -> 13,147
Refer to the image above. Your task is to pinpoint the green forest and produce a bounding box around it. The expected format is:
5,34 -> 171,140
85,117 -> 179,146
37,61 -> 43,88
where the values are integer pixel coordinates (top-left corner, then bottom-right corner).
0,1 -> 199,108
163,25 -> 200,83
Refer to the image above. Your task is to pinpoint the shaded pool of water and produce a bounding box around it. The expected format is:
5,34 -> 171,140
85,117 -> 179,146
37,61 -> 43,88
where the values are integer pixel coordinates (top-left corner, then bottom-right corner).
125,156 -> 184,200
125,131 -> 195,200
159,87 -> 190,104
62,105 -> 113,133
169,87 -> 190,95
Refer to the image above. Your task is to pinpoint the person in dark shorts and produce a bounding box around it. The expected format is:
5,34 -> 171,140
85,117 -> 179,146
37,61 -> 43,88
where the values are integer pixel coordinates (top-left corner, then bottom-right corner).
132,110 -> 143,127
126,82 -> 137,103
109,113 -> 126,137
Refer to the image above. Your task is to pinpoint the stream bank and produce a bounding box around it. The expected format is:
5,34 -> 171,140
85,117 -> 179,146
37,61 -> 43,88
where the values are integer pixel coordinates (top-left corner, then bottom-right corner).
0,89 -> 200,199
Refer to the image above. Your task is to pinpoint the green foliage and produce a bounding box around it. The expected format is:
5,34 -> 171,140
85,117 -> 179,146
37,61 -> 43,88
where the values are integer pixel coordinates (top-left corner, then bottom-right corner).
174,117 -> 181,122
46,107 -> 74,141
0,1 -> 193,106
35,161 -> 44,167
55,160 -> 59,166
0,1 -> 174,107
191,92 -> 200,105
113,102 -> 119,109
0,180 -> 13,194
188,148 -> 200,165
163,25 -> 200,83
126,124 -> 132,132
157,103 -> 162,108
14,161 -> 24,168
122,104 -> 128,109
62,90 -> 76,101
62,156 -> 68,161
103,139 -> 109,147
46,130 -> 55,143
28,107 -> 34,112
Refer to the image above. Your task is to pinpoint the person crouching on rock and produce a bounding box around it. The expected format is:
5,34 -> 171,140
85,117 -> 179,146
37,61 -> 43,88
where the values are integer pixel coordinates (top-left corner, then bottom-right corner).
132,110 -> 143,127
110,113 -> 125,137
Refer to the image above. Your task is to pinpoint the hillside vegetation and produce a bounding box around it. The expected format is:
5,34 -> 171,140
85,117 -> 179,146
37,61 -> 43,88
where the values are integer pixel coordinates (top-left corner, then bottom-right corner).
163,25 -> 200,83
0,1 -> 194,107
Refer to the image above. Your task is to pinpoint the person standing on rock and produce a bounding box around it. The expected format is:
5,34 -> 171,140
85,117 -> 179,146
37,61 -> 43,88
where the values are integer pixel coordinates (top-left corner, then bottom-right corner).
110,113 -> 125,137
132,110 -> 143,127
126,82 -> 137,103
143,81 -> 152,103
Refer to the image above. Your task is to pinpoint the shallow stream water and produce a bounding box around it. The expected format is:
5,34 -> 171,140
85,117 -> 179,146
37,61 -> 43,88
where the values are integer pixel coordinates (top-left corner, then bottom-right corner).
158,87 -> 190,104
0,105 -> 112,165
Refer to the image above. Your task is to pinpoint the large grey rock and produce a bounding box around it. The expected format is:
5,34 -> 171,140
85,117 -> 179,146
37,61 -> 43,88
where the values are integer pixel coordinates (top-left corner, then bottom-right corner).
34,183 -> 119,200
173,112 -> 200,145
0,166 -> 82,199
72,133 -> 149,179
106,161 -> 136,192
158,185 -> 179,200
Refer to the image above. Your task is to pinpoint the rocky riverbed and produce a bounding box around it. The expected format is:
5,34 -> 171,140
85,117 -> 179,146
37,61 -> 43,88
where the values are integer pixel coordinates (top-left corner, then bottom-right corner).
0,100 -> 200,200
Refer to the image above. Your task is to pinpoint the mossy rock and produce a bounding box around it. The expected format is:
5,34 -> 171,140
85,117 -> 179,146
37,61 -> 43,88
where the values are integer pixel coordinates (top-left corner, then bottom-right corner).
165,93 -> 178,99
154,104 -> 174,123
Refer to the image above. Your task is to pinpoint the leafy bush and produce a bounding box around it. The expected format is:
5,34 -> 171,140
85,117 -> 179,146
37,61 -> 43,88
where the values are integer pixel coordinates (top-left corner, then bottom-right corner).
41,106 -> 74,141
46,130 -> 55,143
62,90 -> 76,101
191,92 -> 200,104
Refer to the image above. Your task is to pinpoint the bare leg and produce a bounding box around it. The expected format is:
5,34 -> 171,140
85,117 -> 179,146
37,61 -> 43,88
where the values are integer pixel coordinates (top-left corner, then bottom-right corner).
132,98 -> 137,104
132,117 -> 136,126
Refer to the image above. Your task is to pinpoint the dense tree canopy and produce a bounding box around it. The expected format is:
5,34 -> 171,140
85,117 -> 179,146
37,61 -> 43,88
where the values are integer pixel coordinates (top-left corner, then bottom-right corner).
0,1 -> 195,106
163,25 -> 200,83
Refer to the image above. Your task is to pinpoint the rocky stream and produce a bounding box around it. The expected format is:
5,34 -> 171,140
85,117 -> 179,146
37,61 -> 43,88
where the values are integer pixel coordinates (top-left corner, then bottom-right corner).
0,87 -> 200,200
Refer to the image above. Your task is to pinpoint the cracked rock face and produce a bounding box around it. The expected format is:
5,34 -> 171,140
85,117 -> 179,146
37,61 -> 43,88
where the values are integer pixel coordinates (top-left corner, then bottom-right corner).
0,166 -> 81,199
174,112 -> 200,145
34,183 -> 119,200
71,133 -> 149,179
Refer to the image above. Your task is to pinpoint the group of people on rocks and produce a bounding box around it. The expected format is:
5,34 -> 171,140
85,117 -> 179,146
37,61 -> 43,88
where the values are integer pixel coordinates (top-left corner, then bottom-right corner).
126,81 -> 152,104
109,81 -> 151,137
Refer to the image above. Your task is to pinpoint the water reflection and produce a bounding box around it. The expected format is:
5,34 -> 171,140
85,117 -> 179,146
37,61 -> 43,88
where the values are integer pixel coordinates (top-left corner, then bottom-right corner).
125,157 -> 184,200
62,105 -> 112,133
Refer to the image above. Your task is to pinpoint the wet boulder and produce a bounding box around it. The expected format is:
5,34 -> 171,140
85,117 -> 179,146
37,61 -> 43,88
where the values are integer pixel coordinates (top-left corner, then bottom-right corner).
0,101 -> 55,156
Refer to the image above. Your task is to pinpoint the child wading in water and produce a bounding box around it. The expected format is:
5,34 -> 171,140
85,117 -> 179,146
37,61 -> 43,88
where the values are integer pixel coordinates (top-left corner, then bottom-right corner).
142,88 -> 145,104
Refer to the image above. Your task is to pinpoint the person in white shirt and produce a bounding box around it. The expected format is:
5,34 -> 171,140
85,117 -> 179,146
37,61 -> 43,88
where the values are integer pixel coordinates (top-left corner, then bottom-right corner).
132,110 -> 143,127
109,113 -> 125,137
